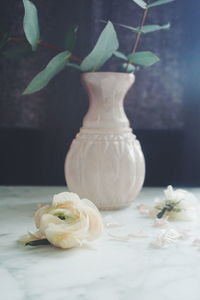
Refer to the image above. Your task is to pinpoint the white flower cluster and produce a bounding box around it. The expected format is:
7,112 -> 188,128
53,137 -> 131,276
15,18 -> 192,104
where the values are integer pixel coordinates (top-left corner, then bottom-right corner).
19,186 -> 200,251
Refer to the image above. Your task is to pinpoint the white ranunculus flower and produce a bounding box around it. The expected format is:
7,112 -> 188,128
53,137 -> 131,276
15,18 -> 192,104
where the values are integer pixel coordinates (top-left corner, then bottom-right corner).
137,185 -> 199,221
153,185 -> 199,221
23,192 -> 104,249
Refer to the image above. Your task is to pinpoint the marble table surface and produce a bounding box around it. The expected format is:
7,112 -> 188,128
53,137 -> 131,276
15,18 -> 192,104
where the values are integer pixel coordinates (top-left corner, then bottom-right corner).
1,186 -> 200,300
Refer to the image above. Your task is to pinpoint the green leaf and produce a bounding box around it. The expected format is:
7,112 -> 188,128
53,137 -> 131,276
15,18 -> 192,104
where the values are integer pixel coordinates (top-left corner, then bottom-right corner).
148,0 -> 175,8
140,23 -> 170,34
131,0 -> 147,9
127,51 -> 159,67
118,63 -> 136,73
114,23 -> 139,33
22,0 -> 40,51
113,51 -> 128,61
80,21 -> 119,72
64,25 -> 78,52
4,42 -> 33,59
115,22 -> 170,34
23,51 -> 71,95
102,21 -> 137,33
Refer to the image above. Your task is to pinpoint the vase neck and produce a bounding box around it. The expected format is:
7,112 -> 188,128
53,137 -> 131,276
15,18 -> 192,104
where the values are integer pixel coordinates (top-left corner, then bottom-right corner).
81,72 -> 135,130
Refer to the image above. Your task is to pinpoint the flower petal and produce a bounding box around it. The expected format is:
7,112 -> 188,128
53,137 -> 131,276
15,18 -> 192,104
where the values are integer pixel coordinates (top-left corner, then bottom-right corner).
18,231 -> 44,244
81,206 -> 104,240
39,214 -> 64,235
34,205 -> 50,228
44,223 -> 84,249
52,192 -> 80,207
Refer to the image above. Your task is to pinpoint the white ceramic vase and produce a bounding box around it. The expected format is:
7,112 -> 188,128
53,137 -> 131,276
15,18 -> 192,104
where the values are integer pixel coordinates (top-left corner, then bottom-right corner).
64,72 -> 145,210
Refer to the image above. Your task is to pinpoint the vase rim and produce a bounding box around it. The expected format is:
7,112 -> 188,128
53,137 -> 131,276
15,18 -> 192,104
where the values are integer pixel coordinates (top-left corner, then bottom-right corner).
82,71 -> 135,78
81,72 -> 135,85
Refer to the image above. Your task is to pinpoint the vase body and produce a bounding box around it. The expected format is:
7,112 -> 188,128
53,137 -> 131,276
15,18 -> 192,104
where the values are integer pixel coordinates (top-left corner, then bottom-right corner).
64,72 -> 145,210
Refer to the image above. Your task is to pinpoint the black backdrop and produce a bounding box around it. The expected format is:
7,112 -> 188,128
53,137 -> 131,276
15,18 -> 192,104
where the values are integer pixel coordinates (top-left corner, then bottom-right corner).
0,0 -> 200,186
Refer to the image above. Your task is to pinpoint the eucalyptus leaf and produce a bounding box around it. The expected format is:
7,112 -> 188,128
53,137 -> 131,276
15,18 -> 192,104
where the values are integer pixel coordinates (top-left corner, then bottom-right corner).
64,25 -> 78,52
115,23 -> 170,34
4,42 -> 33,59
23,51 -> 71,95
131,0 -> 147,9
114,23 -> 138,33
119,63 -> 136,73
22,0 -> 40,51
113,51 -> 128,61
80,21 -> 119,72
127,51 -> 159,67
148,0 -> 175,8
140,23 -> 170,34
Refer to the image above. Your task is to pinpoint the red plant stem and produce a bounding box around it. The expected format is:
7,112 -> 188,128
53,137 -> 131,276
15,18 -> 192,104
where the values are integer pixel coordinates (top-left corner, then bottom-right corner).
9,37 -> 81,63
38,41 -> 81,63
38,41 -> 61,52
131,6 -> 149,53
8,37 -> 25,42
125,3 -> 149,72
70,54 -> 81,63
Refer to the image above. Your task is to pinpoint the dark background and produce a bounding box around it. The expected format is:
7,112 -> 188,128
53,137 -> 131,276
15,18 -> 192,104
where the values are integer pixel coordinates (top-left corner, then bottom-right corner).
0,0 -> 199,186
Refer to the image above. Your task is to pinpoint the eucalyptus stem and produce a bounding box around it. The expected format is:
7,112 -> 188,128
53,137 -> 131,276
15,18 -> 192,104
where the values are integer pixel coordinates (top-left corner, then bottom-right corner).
126,2 -> 149,72
131,7 -> 149,53
38,41 -> 81,62
8,37 -> 25,42
7,37 -> 81,63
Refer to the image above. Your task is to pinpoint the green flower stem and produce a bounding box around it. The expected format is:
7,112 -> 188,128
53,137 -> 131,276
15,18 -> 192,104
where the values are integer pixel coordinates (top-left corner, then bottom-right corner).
25,239 -> 51,246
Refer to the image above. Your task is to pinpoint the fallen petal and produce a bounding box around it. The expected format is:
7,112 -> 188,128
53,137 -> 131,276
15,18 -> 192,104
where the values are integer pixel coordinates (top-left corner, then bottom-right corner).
150,228 -> 183,249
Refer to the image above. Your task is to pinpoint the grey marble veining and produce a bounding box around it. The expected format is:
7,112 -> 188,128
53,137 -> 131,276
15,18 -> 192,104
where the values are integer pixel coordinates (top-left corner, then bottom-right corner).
1,186 -> 200,300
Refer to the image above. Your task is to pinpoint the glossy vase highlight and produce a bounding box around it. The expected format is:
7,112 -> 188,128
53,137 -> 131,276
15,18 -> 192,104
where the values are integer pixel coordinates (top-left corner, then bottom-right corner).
64,72 -> 145,210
